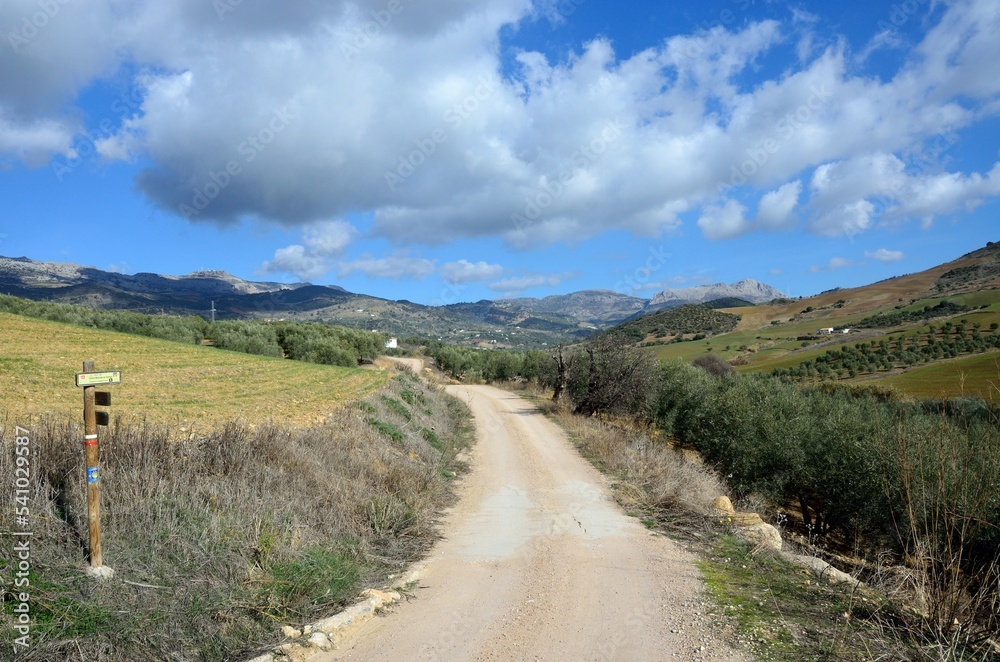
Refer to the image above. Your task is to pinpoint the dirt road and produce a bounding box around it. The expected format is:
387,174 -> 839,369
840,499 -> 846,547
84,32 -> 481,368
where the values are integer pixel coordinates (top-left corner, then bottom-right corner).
319,385 -> 746,661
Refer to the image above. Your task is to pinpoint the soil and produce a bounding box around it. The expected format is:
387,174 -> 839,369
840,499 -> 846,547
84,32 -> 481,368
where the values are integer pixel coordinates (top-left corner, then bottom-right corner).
316,385 -> 747,661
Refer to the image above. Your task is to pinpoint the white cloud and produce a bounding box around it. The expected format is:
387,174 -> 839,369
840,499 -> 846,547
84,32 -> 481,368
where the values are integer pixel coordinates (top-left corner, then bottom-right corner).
697,199 -> 750,240
854,29 -> 904,65
303,220 -> 357,257
806,152 -> 1000,235
756,181 -> 802,231
440,259 -> 504,284
0,110 -> 75,166
698,182 -> 800,240
259,220 -> 358,280
337,255 -> 436,280
488,272 -> 574,296
809,256 -> 863,272
1,0 -> 999,247
259,245 -> 329,281
865,248 -> 904,263
809,199 -> 877,238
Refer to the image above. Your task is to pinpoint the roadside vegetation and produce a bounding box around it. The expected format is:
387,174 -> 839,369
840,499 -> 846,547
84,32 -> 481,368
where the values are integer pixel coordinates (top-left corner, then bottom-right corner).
0,368 -> 473,660
434,335 -> 1000,660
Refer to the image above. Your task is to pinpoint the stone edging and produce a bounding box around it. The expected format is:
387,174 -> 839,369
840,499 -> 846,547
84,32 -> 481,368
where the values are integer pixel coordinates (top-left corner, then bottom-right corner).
245,565 -> 424,662
712,496 -> 862,588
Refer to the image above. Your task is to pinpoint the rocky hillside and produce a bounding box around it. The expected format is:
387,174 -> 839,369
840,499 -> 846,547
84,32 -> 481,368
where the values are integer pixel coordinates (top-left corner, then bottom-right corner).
0,256 -> 787,349
0,256 -> 304,296
649,278 -> 785,309
500,290 -> 647,324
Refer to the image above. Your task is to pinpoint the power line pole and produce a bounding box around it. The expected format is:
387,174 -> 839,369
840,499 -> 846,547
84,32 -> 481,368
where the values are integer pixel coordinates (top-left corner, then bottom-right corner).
210,301 -> 216,323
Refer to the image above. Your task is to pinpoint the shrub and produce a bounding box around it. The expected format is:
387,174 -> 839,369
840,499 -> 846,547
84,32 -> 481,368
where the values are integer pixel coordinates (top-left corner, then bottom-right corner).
692,353 -> 734,377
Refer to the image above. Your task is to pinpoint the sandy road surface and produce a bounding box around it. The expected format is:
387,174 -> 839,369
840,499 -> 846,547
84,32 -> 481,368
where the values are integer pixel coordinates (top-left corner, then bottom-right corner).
319,385 -> 746,661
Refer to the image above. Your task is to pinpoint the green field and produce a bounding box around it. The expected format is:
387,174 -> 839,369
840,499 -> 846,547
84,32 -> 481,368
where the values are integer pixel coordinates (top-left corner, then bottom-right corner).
878,350 -> 1000,400
646,287 -> 1000,398
0,312 -> 387,427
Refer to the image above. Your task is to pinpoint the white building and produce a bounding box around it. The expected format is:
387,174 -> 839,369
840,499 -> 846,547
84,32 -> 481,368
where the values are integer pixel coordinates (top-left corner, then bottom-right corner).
385,337 -> 398,349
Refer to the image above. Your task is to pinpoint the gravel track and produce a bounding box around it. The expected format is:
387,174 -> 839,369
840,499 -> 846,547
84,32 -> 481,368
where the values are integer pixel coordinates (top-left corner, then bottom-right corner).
318,385 -> 747,661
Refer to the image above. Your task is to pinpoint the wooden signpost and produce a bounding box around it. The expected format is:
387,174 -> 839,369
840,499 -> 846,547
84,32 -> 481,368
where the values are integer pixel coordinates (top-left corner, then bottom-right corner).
76,360 -> 119,572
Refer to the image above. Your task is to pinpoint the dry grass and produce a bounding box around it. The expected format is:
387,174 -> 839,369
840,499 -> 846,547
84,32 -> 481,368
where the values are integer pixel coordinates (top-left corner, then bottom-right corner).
0,371 -> 473,660
0,312 -> 386,429
533,396 -> 727,529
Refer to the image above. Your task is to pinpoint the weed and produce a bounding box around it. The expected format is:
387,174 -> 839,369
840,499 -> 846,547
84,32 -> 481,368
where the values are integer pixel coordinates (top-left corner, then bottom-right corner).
0,375 -> 473,660
380,395 -> 413,421
367,417 -> 406,443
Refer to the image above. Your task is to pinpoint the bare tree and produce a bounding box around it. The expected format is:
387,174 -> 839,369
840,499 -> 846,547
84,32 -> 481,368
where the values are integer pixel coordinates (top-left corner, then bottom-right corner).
571,335 -> 658,419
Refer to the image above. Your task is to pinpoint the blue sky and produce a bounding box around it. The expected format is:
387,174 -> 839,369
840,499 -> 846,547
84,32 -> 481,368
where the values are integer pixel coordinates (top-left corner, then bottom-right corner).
1,0 -> 998,305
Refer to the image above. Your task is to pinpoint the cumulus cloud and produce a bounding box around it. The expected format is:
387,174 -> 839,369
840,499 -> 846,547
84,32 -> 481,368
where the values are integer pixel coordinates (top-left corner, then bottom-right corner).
698,181 -> 800,240
806,152 -> 1000,235
337,255 -> 436,280
809,256 -> 863,272
259,220 -> 358,280
865,248 -> 904,263
440,259 -> 504,284
2,0 -> 999,247
697,200 -> 750,241
262,219 -> 434,281
0,111 -> 75,167
756,181 -> 802,231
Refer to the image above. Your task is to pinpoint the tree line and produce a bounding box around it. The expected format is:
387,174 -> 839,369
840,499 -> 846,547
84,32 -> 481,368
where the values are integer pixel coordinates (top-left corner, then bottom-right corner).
0,294 -> 385,367
429,335 -> 999,640
856,299 -> 971,328
773,321 -> 1000,382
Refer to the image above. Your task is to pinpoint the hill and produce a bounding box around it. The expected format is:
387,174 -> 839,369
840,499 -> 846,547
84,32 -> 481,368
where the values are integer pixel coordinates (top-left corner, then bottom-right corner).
0,257 -> 604,347
0,311 -> 386,426
1,257 -> 788,349
501,290 -> 647,324
645,241 -> 1000,397
703,297 -> 755,309
608,304 -> 740,343
647,278 -> 784,310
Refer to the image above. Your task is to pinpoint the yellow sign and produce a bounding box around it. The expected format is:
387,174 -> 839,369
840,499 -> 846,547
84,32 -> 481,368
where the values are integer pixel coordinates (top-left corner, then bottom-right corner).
76,371 -> 122,387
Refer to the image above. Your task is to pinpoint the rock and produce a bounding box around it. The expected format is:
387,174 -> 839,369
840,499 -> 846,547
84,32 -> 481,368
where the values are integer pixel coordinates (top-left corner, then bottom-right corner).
307,632 -> 331,650
785,554 -> 860,587
281,625 -> 301,639
711,496 -> 736,517
361,588 -> 401,603
85,565 -> 115,581
736,522 -> 782,552
732,512 -> 764,527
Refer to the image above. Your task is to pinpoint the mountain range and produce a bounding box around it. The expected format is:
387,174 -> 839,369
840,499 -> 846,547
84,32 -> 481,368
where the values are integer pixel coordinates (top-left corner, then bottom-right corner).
0,255 -> 785,348
648,279 -> 786,309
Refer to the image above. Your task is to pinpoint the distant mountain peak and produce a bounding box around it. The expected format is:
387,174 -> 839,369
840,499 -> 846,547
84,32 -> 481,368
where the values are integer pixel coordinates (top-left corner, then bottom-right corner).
649,279 -> 785,308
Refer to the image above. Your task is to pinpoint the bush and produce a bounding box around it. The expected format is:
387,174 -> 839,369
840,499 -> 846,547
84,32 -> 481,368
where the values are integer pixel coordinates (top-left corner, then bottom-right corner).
692,353 -> 734,377
0,377 -> 473,659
